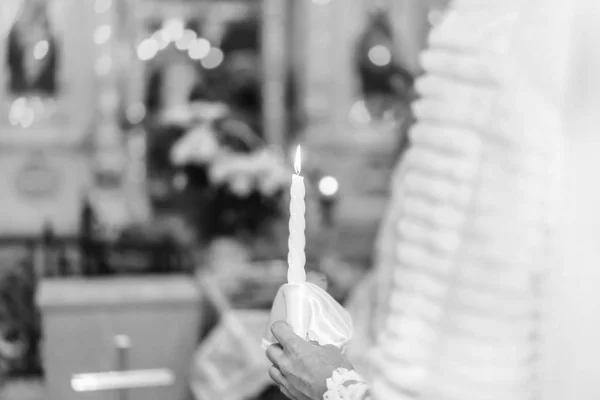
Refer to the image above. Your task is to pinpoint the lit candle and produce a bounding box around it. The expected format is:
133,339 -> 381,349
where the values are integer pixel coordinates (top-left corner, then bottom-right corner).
288,146 -> 306,283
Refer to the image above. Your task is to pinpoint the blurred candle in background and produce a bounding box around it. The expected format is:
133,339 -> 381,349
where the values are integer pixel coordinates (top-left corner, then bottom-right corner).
318,175 -> 339,228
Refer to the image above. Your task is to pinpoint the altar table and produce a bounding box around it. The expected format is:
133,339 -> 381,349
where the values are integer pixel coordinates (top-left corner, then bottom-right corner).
37,276 -> 199,400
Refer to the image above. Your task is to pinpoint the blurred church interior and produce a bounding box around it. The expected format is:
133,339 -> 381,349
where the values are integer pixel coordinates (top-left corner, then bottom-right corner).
0,0 -> 460,398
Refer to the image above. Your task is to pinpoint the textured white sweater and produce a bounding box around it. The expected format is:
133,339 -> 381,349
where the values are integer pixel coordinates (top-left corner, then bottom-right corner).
327,1 -> 566,399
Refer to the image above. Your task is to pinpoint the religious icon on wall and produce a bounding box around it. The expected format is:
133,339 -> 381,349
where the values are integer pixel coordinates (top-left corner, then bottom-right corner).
353,8 -> 415,126
6,0 -> 59,97
0,0 -> 63,128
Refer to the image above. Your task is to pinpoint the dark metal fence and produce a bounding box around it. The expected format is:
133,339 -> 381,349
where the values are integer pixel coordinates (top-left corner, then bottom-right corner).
0,235 -> 193,279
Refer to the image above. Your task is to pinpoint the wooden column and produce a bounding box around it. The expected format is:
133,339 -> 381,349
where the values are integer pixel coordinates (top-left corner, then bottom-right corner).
91,0 -> 131,233
262,0 -> 287,147
330,0 -> 362,140
123,0 -> 147,112
94,0 -> 122,150
303,0 -> 335,139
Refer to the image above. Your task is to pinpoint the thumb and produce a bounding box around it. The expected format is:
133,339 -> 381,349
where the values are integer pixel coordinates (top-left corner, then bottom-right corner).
271,321 -> 309,352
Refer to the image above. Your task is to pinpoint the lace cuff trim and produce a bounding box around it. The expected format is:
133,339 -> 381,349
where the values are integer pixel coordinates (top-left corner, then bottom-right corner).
323,368 -> 371,400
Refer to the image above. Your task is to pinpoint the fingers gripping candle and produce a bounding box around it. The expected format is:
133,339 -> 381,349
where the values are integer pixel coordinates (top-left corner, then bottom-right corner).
288,146 -> 307,283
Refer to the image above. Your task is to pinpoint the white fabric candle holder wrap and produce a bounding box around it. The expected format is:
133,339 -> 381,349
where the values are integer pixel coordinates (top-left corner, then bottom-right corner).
262,282 -> 353,350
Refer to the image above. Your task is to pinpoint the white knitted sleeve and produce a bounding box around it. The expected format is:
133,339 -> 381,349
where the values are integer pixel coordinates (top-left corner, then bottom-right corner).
356,1 -> 561,399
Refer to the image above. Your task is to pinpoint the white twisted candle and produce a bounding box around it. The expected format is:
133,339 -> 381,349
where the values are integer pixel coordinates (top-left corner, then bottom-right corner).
287,146 -> 306,283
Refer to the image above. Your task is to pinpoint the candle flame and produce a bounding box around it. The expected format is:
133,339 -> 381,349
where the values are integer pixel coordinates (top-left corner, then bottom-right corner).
294,145 -> 302,175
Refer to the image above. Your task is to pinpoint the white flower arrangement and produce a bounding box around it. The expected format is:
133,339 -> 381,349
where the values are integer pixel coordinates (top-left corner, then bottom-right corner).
159,100 -> 292,241
169,101 -> 291,198
208,149 -> 291,197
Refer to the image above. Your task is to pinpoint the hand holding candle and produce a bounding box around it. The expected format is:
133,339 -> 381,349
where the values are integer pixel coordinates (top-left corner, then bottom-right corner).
287,146 -> 306,283
262,145 -> 353,349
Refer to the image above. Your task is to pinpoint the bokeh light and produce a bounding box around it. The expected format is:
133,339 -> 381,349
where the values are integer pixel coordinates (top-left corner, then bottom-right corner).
8,98 -> 27,126
162,18 -> 185,42
368,45 -> 392,67
201,47 -> 224,69
188,38 -> 211,60
33,40 -> 49,60
152,30 -> 170,50
94,24 -> 112,45
349,100 -> 371,124
137,38 -> 159,61
175,29 -> 197,51
319,176 -> 339,197
126,103 -> 147,125
8,98 -> 36,128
